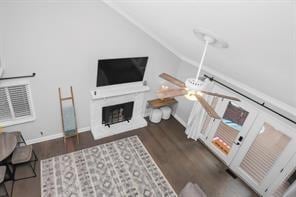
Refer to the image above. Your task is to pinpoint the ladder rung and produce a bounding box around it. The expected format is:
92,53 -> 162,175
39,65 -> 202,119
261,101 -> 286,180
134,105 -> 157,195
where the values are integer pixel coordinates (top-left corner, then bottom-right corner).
61,97 -> 73,101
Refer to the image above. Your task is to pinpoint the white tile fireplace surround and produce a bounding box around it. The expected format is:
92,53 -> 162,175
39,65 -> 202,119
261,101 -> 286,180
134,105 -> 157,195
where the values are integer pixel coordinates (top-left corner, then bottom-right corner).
90,82 -> 150,140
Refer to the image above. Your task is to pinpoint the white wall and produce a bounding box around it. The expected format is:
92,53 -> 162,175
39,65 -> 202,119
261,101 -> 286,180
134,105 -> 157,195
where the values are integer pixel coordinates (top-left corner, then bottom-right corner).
0,1 -> 181,141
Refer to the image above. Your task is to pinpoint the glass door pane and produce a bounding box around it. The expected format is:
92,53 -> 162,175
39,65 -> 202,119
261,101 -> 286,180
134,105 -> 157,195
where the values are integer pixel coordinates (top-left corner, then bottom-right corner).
240,123 -> 291,183
212,101 -> 249,155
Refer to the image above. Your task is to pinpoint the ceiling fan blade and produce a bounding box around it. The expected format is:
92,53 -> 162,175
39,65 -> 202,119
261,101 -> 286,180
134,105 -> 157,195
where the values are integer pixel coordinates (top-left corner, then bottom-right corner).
157,88 -> 187,99
201,91 -> 241,102
195,94 -> 221,119
159,73 -> 186,88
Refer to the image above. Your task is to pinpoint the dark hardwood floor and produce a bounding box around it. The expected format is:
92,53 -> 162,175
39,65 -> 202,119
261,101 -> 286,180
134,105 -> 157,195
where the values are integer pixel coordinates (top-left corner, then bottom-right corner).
7,117 -> 257,197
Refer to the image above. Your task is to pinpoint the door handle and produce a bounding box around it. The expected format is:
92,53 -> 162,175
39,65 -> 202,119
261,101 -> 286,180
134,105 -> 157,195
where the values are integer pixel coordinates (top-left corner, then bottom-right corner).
238,136 -> 244,142
234,136 -> 244,145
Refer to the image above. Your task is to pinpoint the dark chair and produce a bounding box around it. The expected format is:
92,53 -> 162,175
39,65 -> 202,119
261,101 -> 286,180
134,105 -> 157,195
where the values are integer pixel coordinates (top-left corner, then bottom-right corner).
0,166 -> 9,197
10,145 -> 38,196
8,131 -> 26,147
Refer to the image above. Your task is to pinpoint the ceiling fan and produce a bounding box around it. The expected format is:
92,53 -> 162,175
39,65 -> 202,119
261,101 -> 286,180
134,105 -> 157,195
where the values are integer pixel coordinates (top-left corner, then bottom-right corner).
157,28 -> 240,119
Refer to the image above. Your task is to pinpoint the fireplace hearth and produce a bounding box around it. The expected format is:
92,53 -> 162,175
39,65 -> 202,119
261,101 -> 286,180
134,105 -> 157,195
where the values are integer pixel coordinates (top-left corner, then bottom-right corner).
102,102 -> 134,127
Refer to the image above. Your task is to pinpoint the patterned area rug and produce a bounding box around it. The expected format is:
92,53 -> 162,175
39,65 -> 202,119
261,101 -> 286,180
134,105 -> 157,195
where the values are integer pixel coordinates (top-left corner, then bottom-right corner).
41,136 -> 176,197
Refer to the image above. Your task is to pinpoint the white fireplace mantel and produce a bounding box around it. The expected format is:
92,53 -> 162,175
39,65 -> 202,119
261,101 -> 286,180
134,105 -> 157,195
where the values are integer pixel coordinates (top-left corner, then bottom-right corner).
90,82 -> 150,140
91,83 -> 150,100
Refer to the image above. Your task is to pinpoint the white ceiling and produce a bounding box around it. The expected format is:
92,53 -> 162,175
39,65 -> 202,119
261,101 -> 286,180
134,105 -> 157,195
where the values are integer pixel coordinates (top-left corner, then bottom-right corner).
103,0 -> 296,108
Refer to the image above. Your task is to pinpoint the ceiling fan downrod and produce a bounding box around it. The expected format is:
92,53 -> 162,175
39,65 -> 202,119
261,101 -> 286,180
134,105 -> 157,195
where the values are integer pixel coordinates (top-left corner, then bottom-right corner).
195,39 -> 209,82
185,28 -> 228,92
185,38 -> 211,91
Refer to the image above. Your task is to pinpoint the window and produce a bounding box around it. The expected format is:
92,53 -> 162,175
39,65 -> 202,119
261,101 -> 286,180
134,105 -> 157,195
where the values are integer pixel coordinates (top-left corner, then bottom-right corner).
0,81 -> 35,127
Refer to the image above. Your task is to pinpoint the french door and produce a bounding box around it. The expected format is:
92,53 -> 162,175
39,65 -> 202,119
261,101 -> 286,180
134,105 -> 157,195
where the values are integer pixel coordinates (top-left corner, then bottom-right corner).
230,113 -> 296,194
265,153 -> 296,196
204,86 -> 258,165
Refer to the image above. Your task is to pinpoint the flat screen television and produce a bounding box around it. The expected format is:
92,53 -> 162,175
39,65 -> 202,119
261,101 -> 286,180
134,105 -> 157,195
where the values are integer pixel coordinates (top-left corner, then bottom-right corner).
97,57 -> 148,87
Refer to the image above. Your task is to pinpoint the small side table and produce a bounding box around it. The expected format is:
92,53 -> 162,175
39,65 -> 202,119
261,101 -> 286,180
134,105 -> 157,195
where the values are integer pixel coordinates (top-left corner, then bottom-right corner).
147,98 -> 177,108
147,98 -> 178,122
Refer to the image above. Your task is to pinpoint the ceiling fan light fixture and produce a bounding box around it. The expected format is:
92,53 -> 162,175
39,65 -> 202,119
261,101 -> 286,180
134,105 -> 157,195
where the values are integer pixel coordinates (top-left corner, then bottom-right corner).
161,85 -> 169,90
185,78 -> 206,91
185,90 -> 197,101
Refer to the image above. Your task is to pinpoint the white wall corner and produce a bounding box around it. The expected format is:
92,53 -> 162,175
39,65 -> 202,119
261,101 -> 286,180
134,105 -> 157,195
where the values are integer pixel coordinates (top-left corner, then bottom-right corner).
172,114 -> 187,128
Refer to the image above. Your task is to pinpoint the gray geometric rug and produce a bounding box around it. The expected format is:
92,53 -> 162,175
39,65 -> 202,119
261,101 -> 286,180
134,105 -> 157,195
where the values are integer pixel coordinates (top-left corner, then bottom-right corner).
41,136 -> 177,197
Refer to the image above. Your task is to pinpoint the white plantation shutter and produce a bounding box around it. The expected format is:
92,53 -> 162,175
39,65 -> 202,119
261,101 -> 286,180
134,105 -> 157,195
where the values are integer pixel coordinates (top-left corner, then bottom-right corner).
240,123 -> 291,183
0,87 -> 12,121
0,83 -> 35,126
8,85 -> 31,117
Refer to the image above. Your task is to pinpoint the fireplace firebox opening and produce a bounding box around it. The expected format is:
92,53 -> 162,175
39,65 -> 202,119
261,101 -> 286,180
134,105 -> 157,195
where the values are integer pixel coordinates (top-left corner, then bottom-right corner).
102,101 -> 134,127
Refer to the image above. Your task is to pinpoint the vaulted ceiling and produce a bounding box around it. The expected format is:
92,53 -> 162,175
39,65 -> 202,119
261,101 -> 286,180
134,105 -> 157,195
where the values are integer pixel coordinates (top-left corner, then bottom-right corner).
103,0 -> 296,108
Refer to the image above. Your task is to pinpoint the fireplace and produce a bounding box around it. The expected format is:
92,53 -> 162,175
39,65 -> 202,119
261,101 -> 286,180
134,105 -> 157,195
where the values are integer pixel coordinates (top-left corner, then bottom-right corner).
90,82 -> 149,140
102,102 -> 134,126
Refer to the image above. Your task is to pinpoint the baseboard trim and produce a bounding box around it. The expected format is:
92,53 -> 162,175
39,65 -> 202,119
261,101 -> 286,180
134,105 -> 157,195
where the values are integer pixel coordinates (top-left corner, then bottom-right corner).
26,126 -> 90,145
172,114 -> 187,128
26,115 -> 186,145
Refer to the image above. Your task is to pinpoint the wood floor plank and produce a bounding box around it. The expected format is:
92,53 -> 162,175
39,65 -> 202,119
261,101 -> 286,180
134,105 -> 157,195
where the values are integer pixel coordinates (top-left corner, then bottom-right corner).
9,117 -> 257,197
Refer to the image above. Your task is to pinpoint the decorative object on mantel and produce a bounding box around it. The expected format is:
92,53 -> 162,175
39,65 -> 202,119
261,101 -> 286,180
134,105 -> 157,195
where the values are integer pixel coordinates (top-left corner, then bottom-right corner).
41,136 -> 177,197
156,27 -> 240,119
0,72 -> 36,81
58,86 -> 79,144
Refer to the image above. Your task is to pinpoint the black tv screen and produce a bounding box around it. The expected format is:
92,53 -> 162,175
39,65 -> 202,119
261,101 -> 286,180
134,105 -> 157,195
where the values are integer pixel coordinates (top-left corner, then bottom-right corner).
97,57 -> 148,87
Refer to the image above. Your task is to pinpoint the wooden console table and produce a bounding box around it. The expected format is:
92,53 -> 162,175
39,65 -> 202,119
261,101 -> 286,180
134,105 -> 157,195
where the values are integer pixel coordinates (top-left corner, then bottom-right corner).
147,98 -> 177,108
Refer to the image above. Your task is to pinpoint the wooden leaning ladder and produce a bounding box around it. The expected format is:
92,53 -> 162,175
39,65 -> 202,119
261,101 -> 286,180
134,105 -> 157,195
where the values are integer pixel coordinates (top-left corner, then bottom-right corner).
58,86 -> 79,144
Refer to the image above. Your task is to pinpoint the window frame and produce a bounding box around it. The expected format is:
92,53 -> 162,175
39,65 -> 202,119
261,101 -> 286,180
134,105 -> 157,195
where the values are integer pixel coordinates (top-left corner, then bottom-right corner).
0,79 -> 36,127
